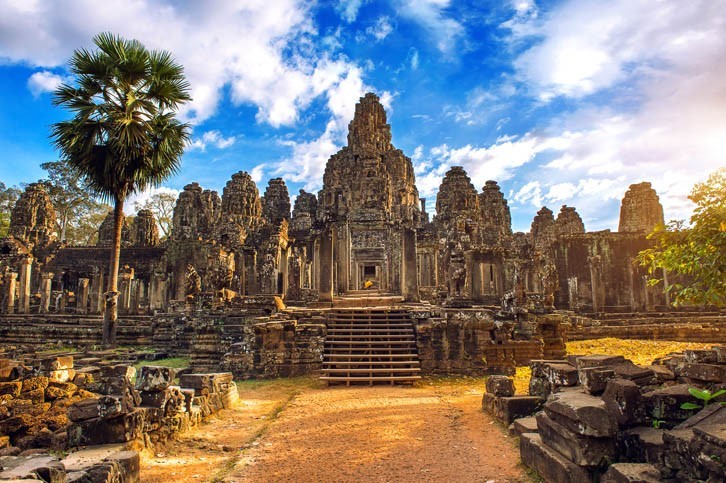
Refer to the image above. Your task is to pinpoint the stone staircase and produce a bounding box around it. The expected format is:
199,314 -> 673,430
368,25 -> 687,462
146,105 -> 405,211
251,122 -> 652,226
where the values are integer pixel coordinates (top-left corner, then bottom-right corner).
320,308 -> 421,385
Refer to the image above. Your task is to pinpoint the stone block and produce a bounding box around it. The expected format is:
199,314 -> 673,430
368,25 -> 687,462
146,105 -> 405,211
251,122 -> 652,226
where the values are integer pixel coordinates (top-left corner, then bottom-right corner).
576,354 -> 626,371
714,346 -> 726,364
68,398 -> 100,422
0,414 -> 34,436
684,349 -> 718,364
647,364 -> 675,383
580,367 -> 616,395
601,463 -> 661,483
21,376 -> 49,394
543,363 -> 579,387
486,375 -> 515,397
38,356 -> 74,372
545,390 -> 617,437
48,368 -> 76,383
611,362 -> 654,385
536,412 -> 616,467
45,382 -> 77,400
679,363 -> 726,383
100,365 -> 135,382
67,410 -> 144,446
104,450 -> 140,483
603,378 -> 644,427
482,393 -> 543,425
642,384 -> 696,422
520,433 -> 594,483
0,455 -> 65,482
0,382 -> 22,397
508,416 -> 537,437
136,365 -> 175,392
528,376 -> 552,399
530,359 -> 569,378
621,427 -> 666,464
97,394 -> 135,419
220,384 -> 239,409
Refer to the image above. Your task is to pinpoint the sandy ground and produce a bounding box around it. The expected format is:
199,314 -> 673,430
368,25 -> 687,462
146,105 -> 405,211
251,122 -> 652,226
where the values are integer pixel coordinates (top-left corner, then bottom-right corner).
141,376 -> 530,483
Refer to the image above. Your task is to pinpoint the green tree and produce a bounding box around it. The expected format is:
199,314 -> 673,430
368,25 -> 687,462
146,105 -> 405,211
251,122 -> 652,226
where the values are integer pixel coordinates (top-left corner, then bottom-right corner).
636,168 -> 726,307
134,191 -> 176,239
0,182 -> 21,237
51,32 -> 190,346
39,160 -> 109,244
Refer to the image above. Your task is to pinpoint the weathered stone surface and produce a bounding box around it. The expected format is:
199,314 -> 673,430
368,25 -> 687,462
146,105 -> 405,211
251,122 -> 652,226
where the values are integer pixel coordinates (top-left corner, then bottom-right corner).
8,183 -> 57,246
603,378 -> 644,427
0,455 -> 65,482
131,209 -> 159,247
531,206 -> 556,252
136,365 -> 175,392
618,182 -> 664,233
536,412 -> 616,467
678,362 -> 726,382
509,416 -> 538,437
482,393 -> 543,424
97,210 -> 131,247
261,178 -> 291,225
485,375 -> 515,397
545,390 -> 617,437
602,463 -> 662,483
580,367 -> 616,395
520,433 -> 594,483
171,182 -> 221,240
642,384 -> 698,423
555,205 -> 585,237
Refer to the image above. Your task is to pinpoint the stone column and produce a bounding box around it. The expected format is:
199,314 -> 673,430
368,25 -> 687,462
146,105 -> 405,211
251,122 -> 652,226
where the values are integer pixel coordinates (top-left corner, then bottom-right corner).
471,260 -> 483,301
18,256 -> 32,314
40,272 -> 53,313
90,271 -> 104,314
401,228 -> 419,302
3,272 -> 17,314
319,227 -> 334,303
77,278 -> 90,314
335,223 -> 349,294
119,267 -> 134,313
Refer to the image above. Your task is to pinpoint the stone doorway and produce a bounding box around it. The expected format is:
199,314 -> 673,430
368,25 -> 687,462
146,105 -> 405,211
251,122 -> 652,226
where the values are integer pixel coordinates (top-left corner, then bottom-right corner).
359,263 -> 381,290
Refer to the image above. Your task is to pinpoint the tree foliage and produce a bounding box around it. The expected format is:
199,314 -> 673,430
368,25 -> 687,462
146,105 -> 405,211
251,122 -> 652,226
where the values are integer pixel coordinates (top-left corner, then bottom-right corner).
39,160 -> 109,244
0,182 -> 21,237
134,191 -> 176,239
636,169 -> 726,307
51,32 -> 190,345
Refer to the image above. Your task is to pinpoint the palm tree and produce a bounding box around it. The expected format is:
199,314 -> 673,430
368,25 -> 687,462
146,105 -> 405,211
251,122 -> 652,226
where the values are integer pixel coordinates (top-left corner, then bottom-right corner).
51,33 -> 191,346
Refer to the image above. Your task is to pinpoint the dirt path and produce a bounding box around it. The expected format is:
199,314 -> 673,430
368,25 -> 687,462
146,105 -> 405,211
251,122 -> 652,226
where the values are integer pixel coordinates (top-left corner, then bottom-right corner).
141,377 -> 531,483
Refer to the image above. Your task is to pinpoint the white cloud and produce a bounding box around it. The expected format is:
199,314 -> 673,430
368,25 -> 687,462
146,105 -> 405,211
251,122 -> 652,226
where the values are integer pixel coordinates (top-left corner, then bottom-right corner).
188,130 -> 236,152
27,70 -> 69,97
250,164 -> 266,184
0,0 -> 368,129
336,0 -> 367,22
410,48 -> 420,70
395,0 -> 464,54
366,16 -> 394,41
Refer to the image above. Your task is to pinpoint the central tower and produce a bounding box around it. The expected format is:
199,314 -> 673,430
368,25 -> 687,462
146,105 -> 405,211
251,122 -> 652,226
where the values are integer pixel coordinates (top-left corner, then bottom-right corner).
317,93 -> 420,301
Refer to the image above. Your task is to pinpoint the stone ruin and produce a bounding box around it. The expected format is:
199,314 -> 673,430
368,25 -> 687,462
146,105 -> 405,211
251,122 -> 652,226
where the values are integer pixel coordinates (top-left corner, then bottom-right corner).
485,345 -> 725,482
0,92 -> 722,479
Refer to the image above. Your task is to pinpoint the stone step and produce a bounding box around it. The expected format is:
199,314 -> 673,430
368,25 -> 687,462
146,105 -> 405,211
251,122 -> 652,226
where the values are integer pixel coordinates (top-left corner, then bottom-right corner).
319,375 -> 421,382
323,353 -> 418,359
321,368 -> 421,374
322,361 -> 420,366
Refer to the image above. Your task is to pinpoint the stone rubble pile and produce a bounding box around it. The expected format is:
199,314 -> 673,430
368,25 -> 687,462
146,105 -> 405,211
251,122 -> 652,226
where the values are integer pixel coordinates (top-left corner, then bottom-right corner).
484,346 -> 725,482
0,352 -> 240,482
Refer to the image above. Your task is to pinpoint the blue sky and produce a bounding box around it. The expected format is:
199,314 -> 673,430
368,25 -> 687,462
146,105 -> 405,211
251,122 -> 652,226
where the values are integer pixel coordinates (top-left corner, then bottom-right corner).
1,0 -> 724,232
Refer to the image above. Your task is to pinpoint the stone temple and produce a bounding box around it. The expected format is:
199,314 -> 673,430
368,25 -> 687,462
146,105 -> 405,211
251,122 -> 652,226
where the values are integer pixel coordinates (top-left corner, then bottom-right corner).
0,93 -> 720,381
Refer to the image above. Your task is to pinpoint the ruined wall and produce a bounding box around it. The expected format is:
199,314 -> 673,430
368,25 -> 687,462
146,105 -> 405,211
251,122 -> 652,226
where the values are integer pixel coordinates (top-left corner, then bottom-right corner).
9,183 -> 56,247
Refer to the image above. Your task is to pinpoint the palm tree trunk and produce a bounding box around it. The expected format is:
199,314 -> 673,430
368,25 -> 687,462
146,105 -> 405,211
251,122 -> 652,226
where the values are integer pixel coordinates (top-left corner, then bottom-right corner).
102,194 -> 124,347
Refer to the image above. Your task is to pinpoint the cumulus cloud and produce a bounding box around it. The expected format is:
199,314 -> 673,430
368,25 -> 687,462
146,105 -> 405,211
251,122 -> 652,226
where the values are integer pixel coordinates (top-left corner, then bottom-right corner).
27,70 -> 69,97
0,0 -> 366,128
188,130 -> 236,152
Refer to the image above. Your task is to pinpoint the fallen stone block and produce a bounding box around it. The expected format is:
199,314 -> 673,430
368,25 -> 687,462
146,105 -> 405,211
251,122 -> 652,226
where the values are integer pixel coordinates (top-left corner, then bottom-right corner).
67,410 -> 144,446
545,390 -> 616,437
0,381 -> 21,397
520,433 -> 594,483
48,368 -> 76,383
528,376 -> 552,399
68,398 -> 100,422
220,384 -> 239,409
647,364 -> 675,383
482,393 -> 544,425
611,362 -> 654,385
684,349 -> 718,364
38,356 -> 74,372
678,363 -> 726,383
0,455 -> 65,483
580,367 -> 616,395
543,363 -> 579,387
603,378 -> 644,427
136,365 -> 175,392
486,375 -> 515,397
643,384 -> 696,423
601,463 -> 661,483
0,414 -> 34,437
508,416 -> 537,437
21,376 -> 49,394
536,412 -> 616,467
100,365 -> 135,382
620,427 -> 666,464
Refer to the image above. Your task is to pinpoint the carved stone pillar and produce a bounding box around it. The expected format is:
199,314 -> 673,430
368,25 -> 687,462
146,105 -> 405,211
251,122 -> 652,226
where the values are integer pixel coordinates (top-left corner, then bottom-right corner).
17,256 -> 33,314
319,227 -> 334,303
401,228 -> 419,302
40,272 -> 53,313
4,272 -> 17,314
119,267 -> 134,313
90,270 -> 104,314
77,278 -> 90,314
